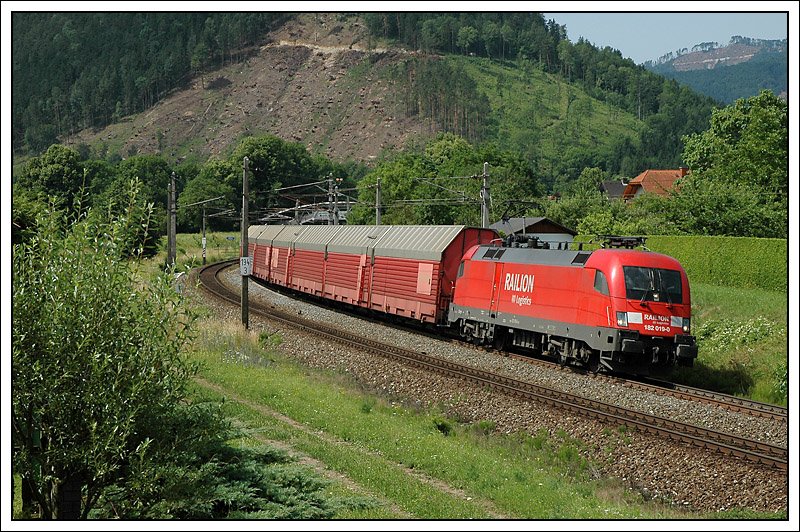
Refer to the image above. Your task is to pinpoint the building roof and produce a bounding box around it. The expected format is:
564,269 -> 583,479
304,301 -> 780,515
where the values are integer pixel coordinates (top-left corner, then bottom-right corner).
599,180 -> 626,199
489,217 -> 577,236
622,168 -> 689,199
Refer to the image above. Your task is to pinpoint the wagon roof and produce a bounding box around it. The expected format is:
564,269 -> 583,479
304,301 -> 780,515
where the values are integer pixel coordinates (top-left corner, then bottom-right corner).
247,224 -> 474,261
371,225 -> 469,261
250,224 -> 294,244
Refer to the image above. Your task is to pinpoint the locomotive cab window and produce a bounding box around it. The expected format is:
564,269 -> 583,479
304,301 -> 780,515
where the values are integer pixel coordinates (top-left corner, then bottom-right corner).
457,261 -> 465,278
623,266 -> 682,303
593,270 -> 609,295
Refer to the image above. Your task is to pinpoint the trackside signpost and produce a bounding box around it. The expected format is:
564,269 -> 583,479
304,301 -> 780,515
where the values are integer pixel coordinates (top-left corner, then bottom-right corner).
240,256 -> 253,276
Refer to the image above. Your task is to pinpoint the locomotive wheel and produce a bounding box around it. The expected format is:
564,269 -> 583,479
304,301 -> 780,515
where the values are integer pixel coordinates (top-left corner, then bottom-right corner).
587,352 -> 601,374
493,329 -> 507,351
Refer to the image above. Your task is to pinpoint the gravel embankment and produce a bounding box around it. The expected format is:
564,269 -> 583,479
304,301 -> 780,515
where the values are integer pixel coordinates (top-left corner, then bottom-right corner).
193,270 -> 788,514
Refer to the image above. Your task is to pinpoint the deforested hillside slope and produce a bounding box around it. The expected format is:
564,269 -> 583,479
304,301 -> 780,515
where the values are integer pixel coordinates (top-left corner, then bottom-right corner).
65,14 -> 428,163
63,13 -> 643,183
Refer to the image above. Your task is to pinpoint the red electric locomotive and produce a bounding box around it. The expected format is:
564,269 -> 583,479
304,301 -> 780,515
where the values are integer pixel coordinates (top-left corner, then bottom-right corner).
448,234 -> 698,376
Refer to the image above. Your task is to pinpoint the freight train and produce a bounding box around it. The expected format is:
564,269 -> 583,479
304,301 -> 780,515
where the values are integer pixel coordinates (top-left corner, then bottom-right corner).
246,224 -> 697,376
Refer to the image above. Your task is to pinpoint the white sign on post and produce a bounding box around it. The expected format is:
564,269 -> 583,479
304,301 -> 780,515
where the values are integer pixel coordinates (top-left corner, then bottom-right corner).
240,256 -> 253,276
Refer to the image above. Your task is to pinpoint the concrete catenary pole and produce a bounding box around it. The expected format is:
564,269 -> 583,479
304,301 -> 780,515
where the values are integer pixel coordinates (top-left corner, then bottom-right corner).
333,178 -> 340,226
241,156 -> 250,329
481,162 -> 490,229
327,174 -> 334,225
201,205 -> 207,265
168,171 -> 177,267
375,177 -> 382,225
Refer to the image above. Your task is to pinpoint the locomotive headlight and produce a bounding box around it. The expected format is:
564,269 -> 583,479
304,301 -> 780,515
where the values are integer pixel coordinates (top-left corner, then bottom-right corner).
616,311 -> 628,327
682,318 -> 691,334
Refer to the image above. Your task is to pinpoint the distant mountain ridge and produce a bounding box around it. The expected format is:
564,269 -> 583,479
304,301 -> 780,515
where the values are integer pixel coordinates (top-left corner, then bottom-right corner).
644,36 -> 786,70
644,36 -> 787,103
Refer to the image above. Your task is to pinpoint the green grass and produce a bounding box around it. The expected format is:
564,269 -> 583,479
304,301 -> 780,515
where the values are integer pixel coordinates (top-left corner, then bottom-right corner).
136,231 -> 240,279
134,233 -> 786,519
187,318 -> 702,520
673,282 -> 788,405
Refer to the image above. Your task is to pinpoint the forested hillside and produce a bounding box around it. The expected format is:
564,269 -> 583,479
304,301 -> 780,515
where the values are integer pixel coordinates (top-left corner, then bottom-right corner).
13,11 -> 718,187
12,12 -> 289,152
645,38 -> 787,104
362,12 -> 718,174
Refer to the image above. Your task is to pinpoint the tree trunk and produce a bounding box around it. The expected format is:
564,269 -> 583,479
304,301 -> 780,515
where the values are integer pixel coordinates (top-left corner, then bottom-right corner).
54,475 -> 83,520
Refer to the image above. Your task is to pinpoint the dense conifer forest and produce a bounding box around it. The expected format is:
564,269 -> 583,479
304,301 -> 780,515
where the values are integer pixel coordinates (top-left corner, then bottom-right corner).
12,12 -> 289,152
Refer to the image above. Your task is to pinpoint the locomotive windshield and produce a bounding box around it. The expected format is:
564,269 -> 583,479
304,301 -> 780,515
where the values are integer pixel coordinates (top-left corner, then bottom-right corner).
623,266 -> 683,303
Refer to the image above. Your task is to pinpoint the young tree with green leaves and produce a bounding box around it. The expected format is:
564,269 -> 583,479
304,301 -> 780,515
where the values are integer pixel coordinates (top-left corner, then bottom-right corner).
178,173 -> 234,232
12,183 -> 195,519
15,144 -> 86,208
348,133 -> 540,226
12,181 -> 374,519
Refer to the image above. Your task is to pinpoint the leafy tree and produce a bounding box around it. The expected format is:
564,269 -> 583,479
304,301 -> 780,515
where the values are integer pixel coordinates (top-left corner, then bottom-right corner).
12,183 -> 354,519
675,90 -> 788,237
348,133 -> 540,226
668,176 -> 786,238
22,123 -> 59,154
178,174 -> 234,232
12,183 -> 194,519
226,135 -> 324,217
116,154 -> 174,209
81,159 -> 118,200
11,185 -> 46,245
15,144 -> 86,207
569,191 -> 677,237
456,25 -> 478,55
543,190 -> 607,234
420,17 -> 449,52
572,167 -> 606,194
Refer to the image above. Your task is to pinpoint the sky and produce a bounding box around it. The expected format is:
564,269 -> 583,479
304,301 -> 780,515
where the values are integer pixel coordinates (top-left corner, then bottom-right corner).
543,10 -> 789,65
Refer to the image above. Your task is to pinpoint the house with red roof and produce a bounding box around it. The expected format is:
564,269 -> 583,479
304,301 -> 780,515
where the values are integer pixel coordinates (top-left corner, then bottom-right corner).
622,166 -> 690,201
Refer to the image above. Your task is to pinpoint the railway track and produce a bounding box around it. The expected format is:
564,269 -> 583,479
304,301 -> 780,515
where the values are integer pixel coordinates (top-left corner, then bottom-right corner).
501,353 -> 788,422
199,261 -> 788,472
